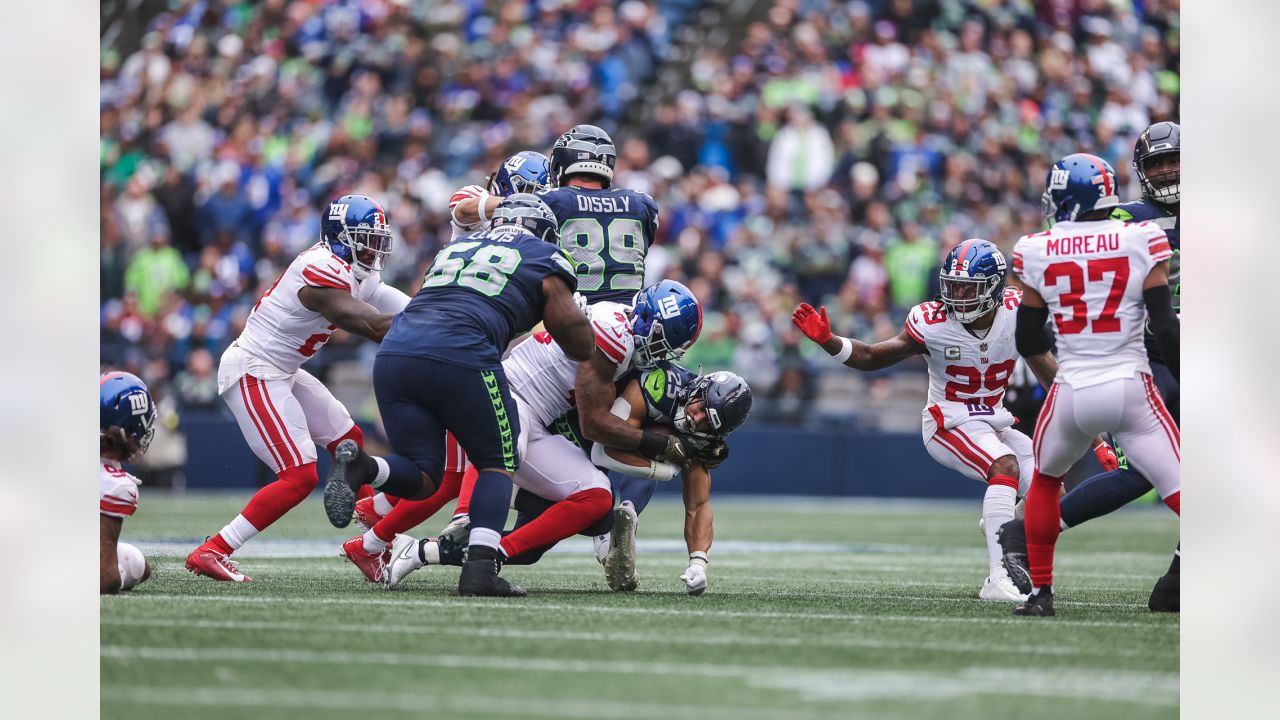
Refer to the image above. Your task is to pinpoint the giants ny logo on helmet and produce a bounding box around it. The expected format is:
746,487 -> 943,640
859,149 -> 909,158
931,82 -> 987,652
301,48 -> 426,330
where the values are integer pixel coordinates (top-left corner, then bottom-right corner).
658,295 -> 683,319
329,203 -> 349,220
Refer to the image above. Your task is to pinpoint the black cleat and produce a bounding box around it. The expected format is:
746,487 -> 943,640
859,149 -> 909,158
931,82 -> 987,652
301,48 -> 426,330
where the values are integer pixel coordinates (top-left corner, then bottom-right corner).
323,439 -> 374,528
458,545 -> 527,597
1148,572 -> 1179,612
997,518 -> 1032,594
1012,586 -> 1055,617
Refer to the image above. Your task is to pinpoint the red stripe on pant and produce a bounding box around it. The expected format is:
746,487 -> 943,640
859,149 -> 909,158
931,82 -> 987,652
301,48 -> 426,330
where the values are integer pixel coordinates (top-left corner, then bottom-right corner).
1143,374 -> 1180,460
932,429 -> 990,477
1032,383 -> 1060,464
252,377 -> 302,468
500,487 -> 613,559
946,427 -> 996,466
240,377 -> 286,471
244,376 -> 300,469
370,469 -> 465,542
453,465 -> 479,515
1025,471 -> 1064,588
1163,490 -> 1180,515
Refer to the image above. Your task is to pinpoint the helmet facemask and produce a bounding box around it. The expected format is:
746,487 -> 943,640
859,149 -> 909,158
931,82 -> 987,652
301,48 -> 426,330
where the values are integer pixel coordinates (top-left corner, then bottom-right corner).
1136,150 -> 1180,205
631,317 -> 687,371
339,222 -> 393,279
940,272 -> 999,323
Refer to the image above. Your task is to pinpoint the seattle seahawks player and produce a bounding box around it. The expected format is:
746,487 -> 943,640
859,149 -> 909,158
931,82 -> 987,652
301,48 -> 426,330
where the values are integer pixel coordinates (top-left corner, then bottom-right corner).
100,372 -> 156,594
538,124 -> 659,304
794,240 -> 1117,602
322,194 -> 597,597
999,123 -> 1181,611
448,151 -> 552,242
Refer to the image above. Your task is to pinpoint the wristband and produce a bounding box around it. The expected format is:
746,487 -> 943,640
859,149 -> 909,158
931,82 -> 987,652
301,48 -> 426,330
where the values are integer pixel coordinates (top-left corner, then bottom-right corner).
638,430 -> 670,459
476,193 -> 492,223
833,337 -> 853,363
689,551 -> 708,568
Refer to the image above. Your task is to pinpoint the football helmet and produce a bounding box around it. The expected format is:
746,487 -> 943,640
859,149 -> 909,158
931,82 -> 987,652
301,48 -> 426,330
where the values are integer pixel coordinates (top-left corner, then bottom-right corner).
1041,153 -> 1120,224
939,239 -> 1007,323
100,371 -> 156,459
549,125 -> 616,187
1133,121 -> 1180,205
490,151 -> 551,196
322,194 -> 392,279
491,193 -> 560,244
673,371 -> 753,440
630,280 -> 702,370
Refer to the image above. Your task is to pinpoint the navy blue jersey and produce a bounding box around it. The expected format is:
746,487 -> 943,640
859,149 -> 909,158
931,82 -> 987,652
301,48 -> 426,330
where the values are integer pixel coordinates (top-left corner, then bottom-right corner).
380,228 -> 577,368
638,361 -> 698,424
537,186 -> 659,304
1111,199 -> 1179,364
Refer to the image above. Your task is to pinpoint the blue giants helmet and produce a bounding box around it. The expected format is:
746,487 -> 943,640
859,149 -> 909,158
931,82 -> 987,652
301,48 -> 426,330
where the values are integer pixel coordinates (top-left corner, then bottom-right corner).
490,193 -> 560,243
322,194 -> 393,278
630,280 -> 702,370
1041,153 -> 1120,224
489,151 -> 551,196
939,239 -> 1007,323
674,371 -> 753,440
549,124 -> 616,187
100,371 -> 156,458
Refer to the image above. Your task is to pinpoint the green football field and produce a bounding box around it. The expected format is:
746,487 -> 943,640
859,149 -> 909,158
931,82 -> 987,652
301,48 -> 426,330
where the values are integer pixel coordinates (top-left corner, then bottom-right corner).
101,492 -> 1179,720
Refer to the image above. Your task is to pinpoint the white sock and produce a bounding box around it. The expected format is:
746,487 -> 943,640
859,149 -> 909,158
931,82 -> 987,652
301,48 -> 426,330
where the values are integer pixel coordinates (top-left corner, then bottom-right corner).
370,456 -> 390,487
218,514 -> 259,552
982,484 -> 1017,575
1060,518 -> 1070,531
422,539 -> 441,565
593,533 -> 611,564
469,527 -> 504,552
372,492 -> 395,516
362,529 -> 388,554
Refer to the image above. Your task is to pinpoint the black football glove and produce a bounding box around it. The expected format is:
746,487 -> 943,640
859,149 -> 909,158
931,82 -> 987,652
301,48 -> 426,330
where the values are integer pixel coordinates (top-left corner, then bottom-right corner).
690,437 -> 729,469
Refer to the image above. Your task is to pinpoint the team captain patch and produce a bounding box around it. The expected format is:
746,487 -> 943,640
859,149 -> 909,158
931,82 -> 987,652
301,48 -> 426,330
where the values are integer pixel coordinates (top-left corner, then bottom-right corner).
944,346 -> 961,360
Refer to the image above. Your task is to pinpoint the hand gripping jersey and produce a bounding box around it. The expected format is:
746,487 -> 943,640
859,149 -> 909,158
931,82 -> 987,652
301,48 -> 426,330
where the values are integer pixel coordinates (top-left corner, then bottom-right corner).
233,242 -> 385,377
503,301 -> 636,428
100,459 -> 141,519
1013,218 -> 1173,388
537,186 -> 659,304
1111,198 -> 1180,364
906,288 -> 1023,437
380,227 -> 578,369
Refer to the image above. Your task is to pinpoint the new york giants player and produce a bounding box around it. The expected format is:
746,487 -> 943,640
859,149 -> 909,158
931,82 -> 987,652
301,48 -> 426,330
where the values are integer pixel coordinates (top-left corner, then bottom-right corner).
447,151 -> 551,242
1009,153 -> 1180,617
100,372 -> 156,594
184,195 -> 412,582
322,194 -> 598,597
793,240 -> 1118,602
1001,122 -> 1183,611
538,125 -> 660,303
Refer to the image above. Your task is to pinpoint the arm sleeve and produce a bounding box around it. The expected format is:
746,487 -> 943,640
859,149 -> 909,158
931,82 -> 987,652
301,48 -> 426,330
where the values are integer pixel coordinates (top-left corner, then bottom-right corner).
368,283 -> 412,314
1143,284 -> 1180,381
590,442 -> 679,481
1015,304 -> 1055,357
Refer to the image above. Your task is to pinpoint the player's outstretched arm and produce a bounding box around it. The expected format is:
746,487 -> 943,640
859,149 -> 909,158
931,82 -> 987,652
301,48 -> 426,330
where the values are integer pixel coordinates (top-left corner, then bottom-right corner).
366,282 -> 412,314
541,276 -> 594,361
680,463 -> 713,595
1142,262 -> 1179,381
792,303 -> 923,370
298,286 -> 394,342
100,515 -> 123,595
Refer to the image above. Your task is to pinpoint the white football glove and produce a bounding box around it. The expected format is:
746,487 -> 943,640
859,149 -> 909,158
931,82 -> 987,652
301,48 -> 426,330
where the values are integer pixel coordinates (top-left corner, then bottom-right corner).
680,558 -> 708,595
573,292 -> 590,316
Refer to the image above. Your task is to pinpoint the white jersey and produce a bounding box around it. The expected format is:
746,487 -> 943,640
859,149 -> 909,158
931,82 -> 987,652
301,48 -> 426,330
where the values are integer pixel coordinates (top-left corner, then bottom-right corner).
100,459 -> 140,519
906,288 -> 1022,438
1013,219 -> 1172,388
503,301 -> 636,428
449,184 -> 489,242
230,243 -> 385,379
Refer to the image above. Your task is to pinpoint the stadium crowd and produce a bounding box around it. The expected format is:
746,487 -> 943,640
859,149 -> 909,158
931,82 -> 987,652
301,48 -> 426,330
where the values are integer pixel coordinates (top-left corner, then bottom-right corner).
100,0 -> 1180,472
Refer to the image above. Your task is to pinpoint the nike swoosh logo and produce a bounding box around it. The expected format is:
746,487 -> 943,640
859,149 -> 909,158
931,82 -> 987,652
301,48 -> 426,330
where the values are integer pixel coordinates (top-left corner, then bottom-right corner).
398,544 -> 416,561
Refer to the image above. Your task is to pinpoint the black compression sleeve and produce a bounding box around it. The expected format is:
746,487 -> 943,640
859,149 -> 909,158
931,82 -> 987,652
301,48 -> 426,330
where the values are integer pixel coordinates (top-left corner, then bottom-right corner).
1015,304 -> 1054,357
1143,284 -> 1180,381
638,430 -> 670,459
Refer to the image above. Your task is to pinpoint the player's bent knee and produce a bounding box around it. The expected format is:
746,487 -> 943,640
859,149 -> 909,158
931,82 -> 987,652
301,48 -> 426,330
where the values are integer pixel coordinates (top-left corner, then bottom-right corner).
116,542 -> 149,591
277,464 -> 319,501
987,455 -> 1019,482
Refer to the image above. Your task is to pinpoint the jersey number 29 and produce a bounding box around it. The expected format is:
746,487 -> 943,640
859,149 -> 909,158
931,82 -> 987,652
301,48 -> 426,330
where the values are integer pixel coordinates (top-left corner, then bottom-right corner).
422,242 -> 522,297
560,218 -> 644,293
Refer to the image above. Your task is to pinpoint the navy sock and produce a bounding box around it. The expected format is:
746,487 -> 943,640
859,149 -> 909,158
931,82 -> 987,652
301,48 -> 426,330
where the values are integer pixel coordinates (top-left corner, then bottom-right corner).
468,469 -> 514,534
375,453 -> 431,498
1059,468 -> 1153,528
612,472 -> 657,514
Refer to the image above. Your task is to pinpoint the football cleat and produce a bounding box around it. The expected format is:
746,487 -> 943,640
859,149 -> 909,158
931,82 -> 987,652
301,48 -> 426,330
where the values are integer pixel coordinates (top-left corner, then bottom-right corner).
437,513 -> 471,554
979,574 -> 1028,603
458,545 -> 527,597
1148,572 -> 1180,612
1012,587 -> 1055,616
383,534 -> 426,589
185,547 -> 252,583
341,536 -> 390,584
997,519 -> 1032,594
353,496 -> 384,531
323,439 -> 369,528
603,501 -> 639,592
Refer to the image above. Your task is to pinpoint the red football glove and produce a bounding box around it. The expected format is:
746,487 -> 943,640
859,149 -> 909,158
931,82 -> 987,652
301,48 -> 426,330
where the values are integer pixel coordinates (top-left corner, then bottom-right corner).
792,303 -> 833,345
1093,442 -> 1120,471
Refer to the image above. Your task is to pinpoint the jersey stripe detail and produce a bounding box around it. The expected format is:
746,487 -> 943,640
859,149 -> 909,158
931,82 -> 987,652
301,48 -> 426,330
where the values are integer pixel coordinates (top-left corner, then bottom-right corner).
302,267 -> 351,292
592,322 -> 627,363
904,318 -> 925,344
240,377 -> 286,471
100,499 -> 137,516
1142,374 -> 1180,461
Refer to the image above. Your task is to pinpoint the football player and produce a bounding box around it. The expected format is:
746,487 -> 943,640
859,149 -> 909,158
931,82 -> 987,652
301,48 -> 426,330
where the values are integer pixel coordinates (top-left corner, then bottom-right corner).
1000,122 -> 1182,611
792,239 -> 1119,602
1008,152 -> 1179,616
100,371 -> 156,594
447,150 -> 552,242
184,195 -> 413,582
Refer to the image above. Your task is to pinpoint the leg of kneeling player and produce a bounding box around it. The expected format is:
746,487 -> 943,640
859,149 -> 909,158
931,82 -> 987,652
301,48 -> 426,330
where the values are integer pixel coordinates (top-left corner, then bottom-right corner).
116,542 -> 151,591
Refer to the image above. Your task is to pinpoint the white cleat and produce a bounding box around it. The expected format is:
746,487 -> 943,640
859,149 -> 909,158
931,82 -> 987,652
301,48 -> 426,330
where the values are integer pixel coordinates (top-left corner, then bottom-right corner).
384,534 -> 426,589
603,501 -> 639,592
592,532 -> 611,565
978,517 -> 986,535
979,574 -> 1029,603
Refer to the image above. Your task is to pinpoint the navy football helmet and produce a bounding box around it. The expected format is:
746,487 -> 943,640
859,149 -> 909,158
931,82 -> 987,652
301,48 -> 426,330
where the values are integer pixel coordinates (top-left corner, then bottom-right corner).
491,193 -> 560,244
939,239 -> 1008,323
674,371 -> 753,440
1041,153 -> 1120,224
100,371 -> 156,459
1134,121 -> 1180,205
631,280 -> 702,370
489,151 -> 551,196
549,125 -> 616,187
322,194 -> 392,278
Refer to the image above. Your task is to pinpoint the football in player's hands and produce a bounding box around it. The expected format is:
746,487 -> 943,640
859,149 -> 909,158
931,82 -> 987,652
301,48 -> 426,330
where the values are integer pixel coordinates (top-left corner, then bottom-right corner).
680,563 -> 707,595
791,303 -> 832,345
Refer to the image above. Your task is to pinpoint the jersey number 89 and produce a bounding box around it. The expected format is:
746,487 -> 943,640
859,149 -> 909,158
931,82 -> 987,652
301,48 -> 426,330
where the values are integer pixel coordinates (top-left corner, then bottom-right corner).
560,218 -> 644,293
422,242 -> 523,297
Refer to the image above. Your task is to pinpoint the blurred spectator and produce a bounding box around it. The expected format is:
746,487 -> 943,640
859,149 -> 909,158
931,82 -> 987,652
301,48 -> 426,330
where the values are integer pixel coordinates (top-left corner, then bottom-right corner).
173,348 -> 220,410
766,105 -> 834,192
124,228 -> 188,317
